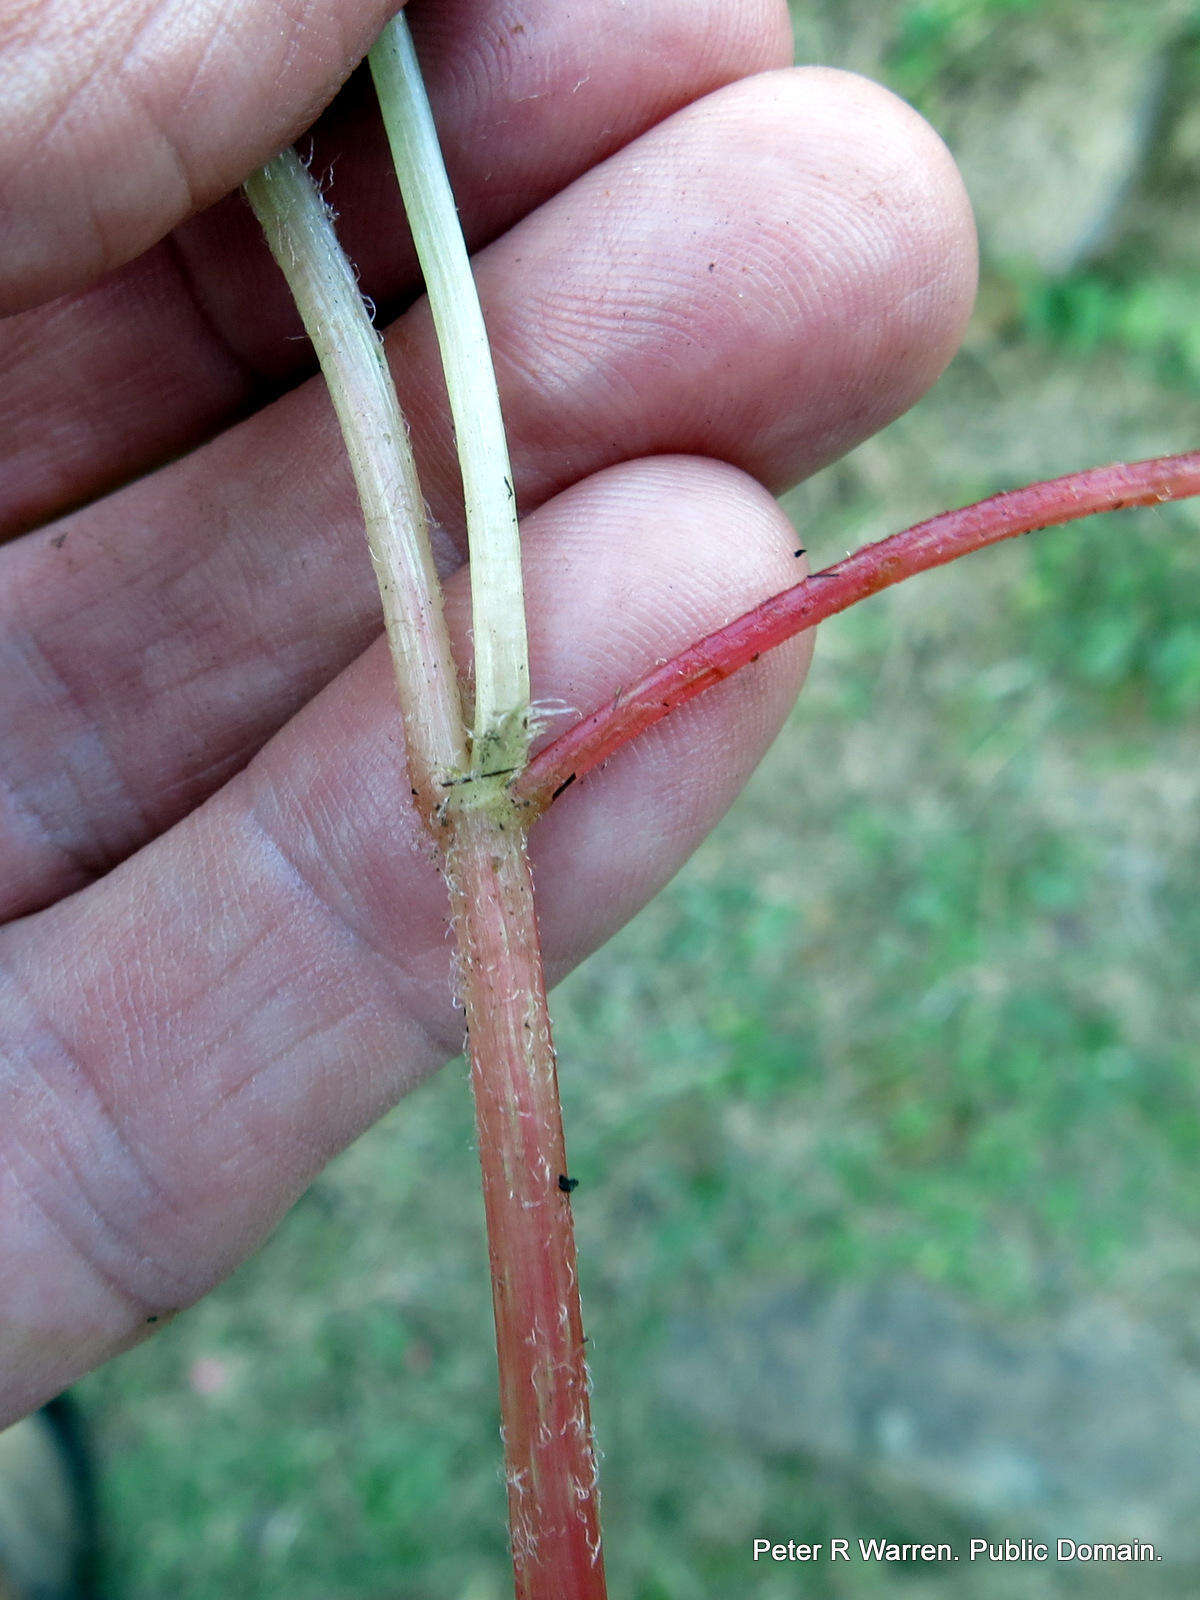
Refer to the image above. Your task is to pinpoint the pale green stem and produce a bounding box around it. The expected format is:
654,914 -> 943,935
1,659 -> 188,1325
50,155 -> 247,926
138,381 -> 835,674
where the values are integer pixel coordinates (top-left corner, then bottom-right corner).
369,13 -> 530,778
248,126 -> 605,1599
244,151 -> 468,816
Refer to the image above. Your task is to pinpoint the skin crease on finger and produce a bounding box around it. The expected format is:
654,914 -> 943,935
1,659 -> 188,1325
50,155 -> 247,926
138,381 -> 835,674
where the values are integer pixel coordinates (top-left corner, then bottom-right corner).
0,456 -> 812,1423
0,66 -> 977,922
0,0 -> 405,313
0,0 -> 794,535
0,2 -> 977,1419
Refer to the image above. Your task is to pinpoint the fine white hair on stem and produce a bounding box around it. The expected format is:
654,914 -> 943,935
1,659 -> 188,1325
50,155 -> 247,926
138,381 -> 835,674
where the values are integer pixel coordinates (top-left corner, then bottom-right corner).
528,697 -> 583,741
243,151 -> 468,810
369,13 -> 531,774
247,33 -> 609,1590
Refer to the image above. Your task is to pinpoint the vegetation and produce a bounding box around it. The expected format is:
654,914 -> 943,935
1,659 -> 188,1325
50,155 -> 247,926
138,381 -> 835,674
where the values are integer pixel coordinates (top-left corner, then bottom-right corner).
78,2 -> 1200,1595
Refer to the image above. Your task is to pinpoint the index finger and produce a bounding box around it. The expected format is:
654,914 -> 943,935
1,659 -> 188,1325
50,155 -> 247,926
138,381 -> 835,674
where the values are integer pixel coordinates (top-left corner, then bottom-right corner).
0,0 -> 405,313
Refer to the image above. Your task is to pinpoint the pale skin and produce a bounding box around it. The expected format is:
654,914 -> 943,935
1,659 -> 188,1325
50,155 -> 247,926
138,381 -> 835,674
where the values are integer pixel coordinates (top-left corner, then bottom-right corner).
0,0 -> 977,1422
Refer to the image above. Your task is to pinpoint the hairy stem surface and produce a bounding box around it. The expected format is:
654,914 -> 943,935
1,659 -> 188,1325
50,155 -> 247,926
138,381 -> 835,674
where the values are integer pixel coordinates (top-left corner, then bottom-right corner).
447,813 -> 605,1598
519,451 -> 1200,812
370,14 -> 530,773
248,133 -> 607,1598
244,150 -> 467,815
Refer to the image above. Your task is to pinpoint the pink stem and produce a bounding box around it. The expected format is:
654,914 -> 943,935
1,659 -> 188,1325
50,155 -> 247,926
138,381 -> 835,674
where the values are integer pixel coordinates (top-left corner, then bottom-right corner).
446,811 -> 606,1598
518,451 -> 1200,814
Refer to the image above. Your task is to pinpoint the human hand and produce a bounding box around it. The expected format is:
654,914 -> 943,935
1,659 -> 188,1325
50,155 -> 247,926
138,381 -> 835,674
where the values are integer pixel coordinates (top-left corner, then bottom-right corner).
0,0 -> 975,1421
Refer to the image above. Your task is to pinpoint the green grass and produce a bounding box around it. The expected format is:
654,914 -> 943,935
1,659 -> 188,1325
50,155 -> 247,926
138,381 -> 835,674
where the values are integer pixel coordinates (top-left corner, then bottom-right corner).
1016,270 -> 1200,391
79,455 -> 1200,1596
77,4 -> 1200,1596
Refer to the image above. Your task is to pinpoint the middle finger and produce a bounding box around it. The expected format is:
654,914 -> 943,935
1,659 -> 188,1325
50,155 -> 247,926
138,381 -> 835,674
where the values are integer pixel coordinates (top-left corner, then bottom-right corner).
0,0 -> 791,538
0,68 -> 975,919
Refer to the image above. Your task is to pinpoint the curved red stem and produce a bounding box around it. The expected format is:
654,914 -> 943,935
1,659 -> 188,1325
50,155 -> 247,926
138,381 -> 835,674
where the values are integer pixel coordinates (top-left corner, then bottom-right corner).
518,451 -> 1200,814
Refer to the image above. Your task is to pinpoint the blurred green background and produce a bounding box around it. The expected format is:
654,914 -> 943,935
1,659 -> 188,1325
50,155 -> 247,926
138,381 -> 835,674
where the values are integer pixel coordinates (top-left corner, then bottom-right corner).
79,2 -> 1200,1596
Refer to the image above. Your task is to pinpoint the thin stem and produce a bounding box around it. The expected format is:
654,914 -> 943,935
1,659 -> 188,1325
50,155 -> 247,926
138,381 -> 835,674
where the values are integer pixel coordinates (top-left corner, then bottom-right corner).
370,14 -> 530,774
249,135 -> 608,1596
363,33 -> 609,1584
447,814 -> 606,1599
244,151 -> 467,817
518,451 -> 1200,813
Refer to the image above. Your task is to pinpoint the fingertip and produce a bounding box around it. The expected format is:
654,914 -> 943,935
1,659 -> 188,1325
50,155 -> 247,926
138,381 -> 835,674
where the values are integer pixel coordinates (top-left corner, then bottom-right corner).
796,65 -> 980,383
688,64 -> 979,483
468,454 -> 812,976
513,453 -> 809,714
668,0 -> 796,80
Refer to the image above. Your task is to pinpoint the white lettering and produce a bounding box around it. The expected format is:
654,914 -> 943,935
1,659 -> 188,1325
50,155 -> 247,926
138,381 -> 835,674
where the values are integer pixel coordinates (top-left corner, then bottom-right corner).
970,1539 -> 1049,1561
1058,1539 -> 1157,1563
858,1539 -> 951,1561
751,1539 -> 823,1562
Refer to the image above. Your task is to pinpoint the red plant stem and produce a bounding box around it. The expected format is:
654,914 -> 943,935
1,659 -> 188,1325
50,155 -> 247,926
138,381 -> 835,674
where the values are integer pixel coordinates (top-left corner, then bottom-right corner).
519,451 -> 1200,814
446,808 -> 606,1600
